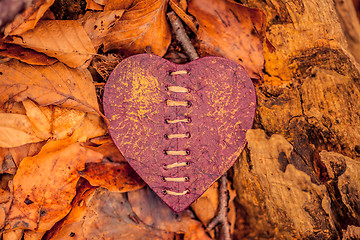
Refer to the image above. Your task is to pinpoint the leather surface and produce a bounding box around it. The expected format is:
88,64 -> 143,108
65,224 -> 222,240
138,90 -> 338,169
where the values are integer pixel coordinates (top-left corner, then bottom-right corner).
103,54 -> 256,212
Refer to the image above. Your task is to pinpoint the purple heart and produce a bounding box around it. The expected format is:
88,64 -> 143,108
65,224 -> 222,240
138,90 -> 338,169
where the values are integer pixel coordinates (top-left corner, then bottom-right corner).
103,54 -> 256,212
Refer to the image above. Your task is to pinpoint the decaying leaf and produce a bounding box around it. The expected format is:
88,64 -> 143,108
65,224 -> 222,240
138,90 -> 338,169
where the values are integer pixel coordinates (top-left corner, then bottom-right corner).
4,0 -> 54,36
103,0 -> 171,56
188,0 -> 266,79
5,139 -> 103,232
0,40 -> 58,66
5,20 -> 96,68
0,60 -> 100,114
2,229 -> 24,240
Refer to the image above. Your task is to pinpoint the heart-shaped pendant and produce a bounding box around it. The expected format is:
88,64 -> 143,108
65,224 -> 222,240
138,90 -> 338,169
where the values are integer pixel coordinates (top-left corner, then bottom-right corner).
103,54 -> 256,212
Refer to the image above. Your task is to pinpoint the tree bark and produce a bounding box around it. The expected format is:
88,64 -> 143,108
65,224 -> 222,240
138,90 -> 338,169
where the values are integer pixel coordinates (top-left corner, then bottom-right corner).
232,0 -> 360,239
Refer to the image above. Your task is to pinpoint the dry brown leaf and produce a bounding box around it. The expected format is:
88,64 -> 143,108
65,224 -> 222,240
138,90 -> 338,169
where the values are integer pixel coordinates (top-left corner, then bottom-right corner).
0,113 -> 46,148
79,161 -> 145,192
5,139 -> 103,232
4,0 -> 55,36
0,100 -> 106,148
103,0 -> 171,56
0,141 -> 45,174
0,60 -> 100,114
47,187 -> 210,240
0,189 -> 12,229
3,229 -> 24,240
86,0 -> 104,10
5,20 -> 96,68
80,10 -> 125,49
80,137 -> 145,192
188,0 -> 266,79
23,230 -> 46,240
0,40 -> 58,66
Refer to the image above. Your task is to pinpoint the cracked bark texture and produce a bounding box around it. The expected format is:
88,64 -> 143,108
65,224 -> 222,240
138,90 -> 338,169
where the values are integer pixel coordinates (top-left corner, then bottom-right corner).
232,0 -> 360,239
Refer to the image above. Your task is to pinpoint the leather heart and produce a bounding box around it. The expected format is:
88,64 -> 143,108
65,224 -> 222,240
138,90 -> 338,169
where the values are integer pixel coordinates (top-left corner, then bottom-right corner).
103,54 -> 256,212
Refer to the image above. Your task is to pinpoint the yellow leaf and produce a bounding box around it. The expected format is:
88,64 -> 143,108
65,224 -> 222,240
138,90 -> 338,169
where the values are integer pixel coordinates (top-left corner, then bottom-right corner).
5,21 -> 96,68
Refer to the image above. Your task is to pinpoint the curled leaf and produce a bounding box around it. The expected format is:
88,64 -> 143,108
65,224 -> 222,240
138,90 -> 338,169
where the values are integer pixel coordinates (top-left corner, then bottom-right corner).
6,20 -> 96,68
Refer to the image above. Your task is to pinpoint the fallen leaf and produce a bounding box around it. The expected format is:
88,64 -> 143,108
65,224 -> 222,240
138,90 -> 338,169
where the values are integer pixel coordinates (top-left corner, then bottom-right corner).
5,20 -> 96,68
0,113 -> 46,148
85,0 -> 104,10
0,141 -> 45,174
23,230 -> 46,240
0,60 -> 100,114
2,229 -> 23,240
82,136 -> 126,163
0,189 -> 12,229
47,187 -> 211,240
188,0 -> 266,79
80,161 -> 145,192
0,40 -> 58,65
80,10 -> 125,49
4,0 -> 55,36
103,0 -> 171,56
5,139 -> 103,232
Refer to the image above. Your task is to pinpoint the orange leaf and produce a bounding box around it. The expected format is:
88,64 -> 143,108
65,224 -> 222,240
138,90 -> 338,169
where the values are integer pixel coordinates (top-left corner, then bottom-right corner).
0,60 -> 100,114
169,0 -> 198,33
103,0 -> 171,56
188,0 -> 266,79
5,139 -> 102,232
86,0 -> 104,10
80,161 -> 145,192
5,20 -> 96,68
80,10 -> 125,49
4,0 -> 55,36
0,40 -> 57,66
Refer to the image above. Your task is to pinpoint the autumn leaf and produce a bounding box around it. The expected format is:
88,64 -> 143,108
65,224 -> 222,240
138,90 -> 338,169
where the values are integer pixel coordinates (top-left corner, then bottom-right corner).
188,0 -> 266,79
47,187 -> 211,240
4,0 -> 55,36
80,10 -> 125,49
0,113 -> 46,148
102,0 -> 171,56
0,40 -> 58,66
5,139 -> 103,232
5,20 -> 96,68
0,60 -> 100,114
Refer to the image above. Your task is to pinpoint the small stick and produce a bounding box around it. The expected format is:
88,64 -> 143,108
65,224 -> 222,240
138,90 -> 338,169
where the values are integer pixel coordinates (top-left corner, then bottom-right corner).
207,174 -> 231,240
167,11 -> 199,61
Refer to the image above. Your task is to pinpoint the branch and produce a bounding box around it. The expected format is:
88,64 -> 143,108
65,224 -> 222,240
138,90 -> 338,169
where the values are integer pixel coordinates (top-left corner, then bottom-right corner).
167,11 -> 199,61
207,174 -> 231,240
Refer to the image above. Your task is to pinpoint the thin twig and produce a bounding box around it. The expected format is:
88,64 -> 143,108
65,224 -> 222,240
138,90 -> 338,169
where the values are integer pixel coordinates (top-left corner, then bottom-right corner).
207,174 -> 231,240
167,11 -> 199,61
